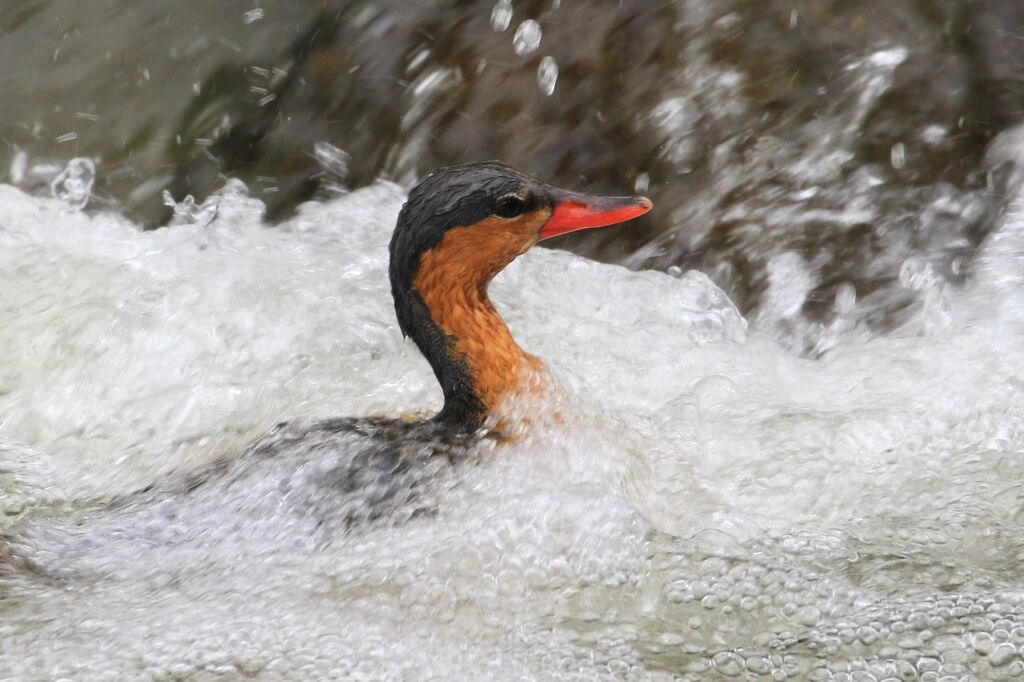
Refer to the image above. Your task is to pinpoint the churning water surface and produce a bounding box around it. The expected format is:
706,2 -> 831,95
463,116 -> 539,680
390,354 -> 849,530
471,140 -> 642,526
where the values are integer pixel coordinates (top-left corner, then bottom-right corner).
4,142 -> 1024,680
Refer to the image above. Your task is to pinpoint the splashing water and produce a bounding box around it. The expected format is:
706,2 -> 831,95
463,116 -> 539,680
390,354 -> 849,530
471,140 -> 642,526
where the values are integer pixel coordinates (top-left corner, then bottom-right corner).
313,141 -> 350,180
162,190 -> 219,228
8,150 -> 27,185
242,8 -> 265,24
49,157 -> 96,209
313,141 -> 351,197
5,132 -> 1024,678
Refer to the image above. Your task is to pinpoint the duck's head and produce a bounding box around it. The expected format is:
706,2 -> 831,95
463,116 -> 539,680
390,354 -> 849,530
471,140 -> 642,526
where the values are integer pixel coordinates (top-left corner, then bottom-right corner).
389,161 -> 651,429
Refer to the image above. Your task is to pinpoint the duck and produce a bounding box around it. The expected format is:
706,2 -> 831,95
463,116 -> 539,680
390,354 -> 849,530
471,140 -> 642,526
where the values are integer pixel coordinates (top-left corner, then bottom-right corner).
390,161 -> 652,429
2,162 -> 651,576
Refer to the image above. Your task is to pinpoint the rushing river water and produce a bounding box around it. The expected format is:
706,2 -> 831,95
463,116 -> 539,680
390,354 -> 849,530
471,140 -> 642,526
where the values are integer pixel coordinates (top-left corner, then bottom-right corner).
3,135 -> 1024,678
5,0 -> 1024,680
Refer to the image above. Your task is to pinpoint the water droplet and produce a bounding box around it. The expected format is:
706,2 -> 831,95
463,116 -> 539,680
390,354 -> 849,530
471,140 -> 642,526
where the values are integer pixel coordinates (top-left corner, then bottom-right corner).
407,48 -> 431,73
667,265 -> 683,278
50,158 -> 95,210
9,150 -> 27,185
789,9 -> 799,28
490,0 -> 513,32
762,252 -> 815,320
537,56 -> 558,95
891,141 -> 907,169
921,124 -> 947,146
242,8 -> 265,24
634,172 -> 650,194
711,651 -> 745,677
835,282 -> 856,315
513,19 -> 542,56
869,47 -> 908,68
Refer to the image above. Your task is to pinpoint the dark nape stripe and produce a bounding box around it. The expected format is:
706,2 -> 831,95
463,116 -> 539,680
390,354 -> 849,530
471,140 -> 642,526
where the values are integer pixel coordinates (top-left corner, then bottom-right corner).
391,286 -> 486,430
388,162 -> 547,430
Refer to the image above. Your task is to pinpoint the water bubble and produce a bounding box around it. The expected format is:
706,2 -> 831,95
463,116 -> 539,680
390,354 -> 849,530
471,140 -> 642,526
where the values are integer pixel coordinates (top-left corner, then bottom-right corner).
711,651 -> 745,677
988,643 -> 1017,667
491,0 -> 513,32
513,19 -> 542,56
857,626 -> 880,645
537,56 -> 558,96
50,157 -> 95,209
747,656 -> 771,675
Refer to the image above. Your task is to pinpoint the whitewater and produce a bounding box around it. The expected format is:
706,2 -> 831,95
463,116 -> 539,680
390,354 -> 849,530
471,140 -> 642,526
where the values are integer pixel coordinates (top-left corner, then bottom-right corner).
3,145 -> 1024,679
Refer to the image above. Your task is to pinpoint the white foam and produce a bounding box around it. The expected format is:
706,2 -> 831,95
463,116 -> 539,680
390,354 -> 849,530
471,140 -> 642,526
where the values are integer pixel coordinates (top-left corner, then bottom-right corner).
3,161 -> 1024,678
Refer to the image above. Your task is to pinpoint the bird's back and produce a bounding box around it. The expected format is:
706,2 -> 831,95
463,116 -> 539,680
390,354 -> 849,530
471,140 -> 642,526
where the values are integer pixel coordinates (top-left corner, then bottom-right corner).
3,417 -> 482,581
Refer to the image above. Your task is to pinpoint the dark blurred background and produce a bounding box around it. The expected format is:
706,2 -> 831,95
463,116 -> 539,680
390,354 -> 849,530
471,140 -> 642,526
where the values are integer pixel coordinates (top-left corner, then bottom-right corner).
3,0 -> 1024,350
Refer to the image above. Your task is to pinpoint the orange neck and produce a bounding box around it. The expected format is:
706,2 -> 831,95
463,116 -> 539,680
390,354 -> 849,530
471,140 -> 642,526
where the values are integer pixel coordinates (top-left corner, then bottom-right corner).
413,218 -> 546,417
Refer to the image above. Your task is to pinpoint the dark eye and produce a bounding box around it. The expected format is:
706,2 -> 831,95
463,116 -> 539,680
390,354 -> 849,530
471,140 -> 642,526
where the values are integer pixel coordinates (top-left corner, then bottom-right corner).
494,194 -> 527,219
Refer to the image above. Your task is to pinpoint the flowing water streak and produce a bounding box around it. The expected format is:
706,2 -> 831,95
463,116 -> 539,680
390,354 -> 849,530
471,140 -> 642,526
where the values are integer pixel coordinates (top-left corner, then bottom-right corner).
4,132 -> 1024,676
